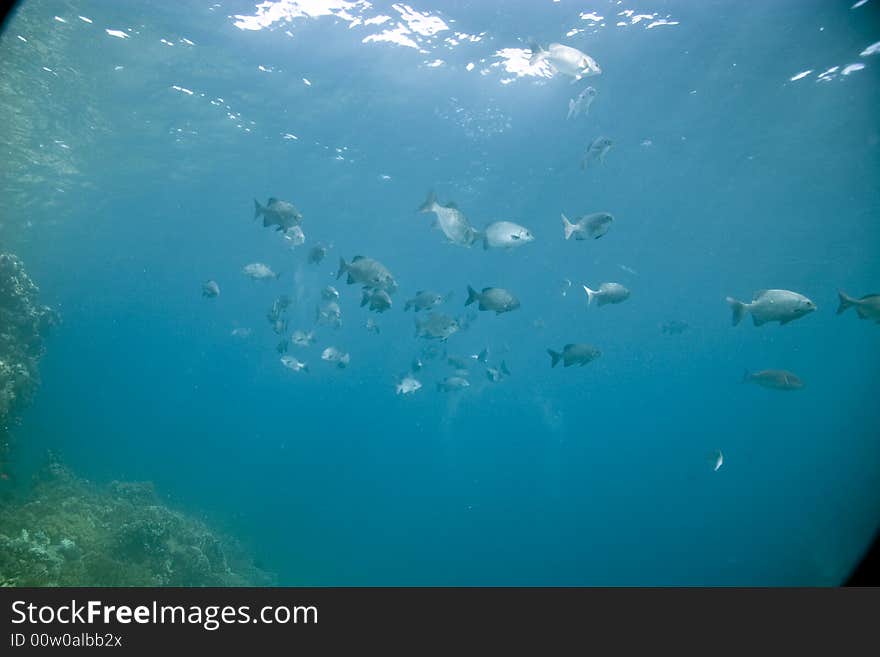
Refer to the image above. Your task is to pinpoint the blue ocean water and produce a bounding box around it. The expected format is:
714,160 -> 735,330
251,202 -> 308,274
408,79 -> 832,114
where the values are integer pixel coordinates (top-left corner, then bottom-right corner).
2,0 -> 879,585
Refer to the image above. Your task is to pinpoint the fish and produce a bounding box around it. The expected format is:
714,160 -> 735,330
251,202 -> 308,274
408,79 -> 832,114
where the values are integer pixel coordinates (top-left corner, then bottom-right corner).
230,327 -> 252,338
396,376 -> 422,395
361,288 -> 392,313
321,285 -> 340,301
836,290 -> 880,322
270,318 -> 288,335
307,243 -> 328,264
529,42 -> 602,81
743,369 -> 804,390
726,289 -> 816,326
276,338 -> 289,353
482,221 -> 534,250
709,449 -> 724,472
290,329 -> 315,347
283,225 -> 305,247
254,197 -> 302,232
465,286 -> 520,314
561,212 -> 613,240
280,355 -> 309,373
337,256 -> 398,293
660,320 -> 690,335
547,343 -> 601,368
315,301 -> 342,328
405,290 -> 451,312
321,346 -> 350,369
560,279 -> 572,297
201,280 -> 220,298
415,312 -> 460,341
582,136 -> 613,169
583,282 -> 630,307
365,318 -> 381,334
242,263 -> 280,280
436,376 -> 470,392
567,85 -> 597,119
417,192 -> 481,247
486,361 -> 511,382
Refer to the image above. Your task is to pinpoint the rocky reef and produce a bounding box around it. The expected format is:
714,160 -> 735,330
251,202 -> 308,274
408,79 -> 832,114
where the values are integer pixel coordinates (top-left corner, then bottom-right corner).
0,453 -> 275,586
0,253 -> 58,471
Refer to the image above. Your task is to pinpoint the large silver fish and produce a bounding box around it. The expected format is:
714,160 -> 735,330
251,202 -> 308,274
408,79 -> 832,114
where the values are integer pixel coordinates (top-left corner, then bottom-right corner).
482,221 -> 534,250
582,136 -> 613,169
529,42 -> 602,82
465,286 -> 520,314
726,289 -> 816,326
337,256 -> 398,293
418,192 -> 481,247
567,85 -> 597,119
583,282 -> 629,307
562,212 -> 613,240
254,197 -> 302,231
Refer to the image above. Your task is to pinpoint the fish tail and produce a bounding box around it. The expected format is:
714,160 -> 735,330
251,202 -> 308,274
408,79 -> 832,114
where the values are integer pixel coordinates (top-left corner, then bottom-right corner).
418,191 -> 436,213
742,369 -> 752,384
336,257 -> 347,280
360,290 -> 370,307
726,296 -> 747,326
562,213 -> 575,240
478,348 -> 489,364
253,198 -> 263,220
836,289 -> 855,315
501,360 -> 511,376
583,284 -> 597,306
465,285 -> 479,306
547,349 -> 562,368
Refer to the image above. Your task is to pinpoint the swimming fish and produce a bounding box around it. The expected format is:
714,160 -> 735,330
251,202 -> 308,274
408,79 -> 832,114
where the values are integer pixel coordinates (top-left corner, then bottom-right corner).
482,221 -> 534,250
321,346 -> 350,369
405,290 -> 451,312
743,369 -> 804,390
582,136 -> 613,169
361,288 -> 392,313
415,312 -> 460,341
283,225 -> 305,247
307,243 -> 328,264
280,355 -> 308,373
291,329 -> 315,347
337,256 -> 398,293
396,376 -> 422,395
726,290 -> 816,326
465,286 -> 520,314
316,301 -> 342,328
561,212 -> 613,240
583,282 -> 629,307
321,285 -> 340,301
547,343 -> 601,368
529,42 -> 602,81
660,320 -> 689,335
486,361 -> 511,382
567,85 -> 597,119
365,318 -> 381,334
254,197 -> 302,232
242,263 -> 280,280
436,376 -> 470,392
201,280 -> 220,298
836,290 -> 880,322
418,192 -> 481,247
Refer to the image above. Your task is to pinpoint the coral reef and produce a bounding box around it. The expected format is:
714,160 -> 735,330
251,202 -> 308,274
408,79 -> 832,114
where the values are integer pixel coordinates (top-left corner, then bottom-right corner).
0,453 -> 275,586
0,253 -> 59,472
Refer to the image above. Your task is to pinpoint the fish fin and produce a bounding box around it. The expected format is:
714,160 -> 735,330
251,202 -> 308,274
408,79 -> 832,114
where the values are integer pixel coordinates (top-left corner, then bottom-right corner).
478,348 -> 489,364
583,285 -> 597,306
418,191 -> 436,213
336,258 -> 347,280
742,370 -> 752,383
444,201 -> 459,210
547,349 -> 561,368
352,255 -> 365,261
778,316 -> 793,325
465,285 -> 479,306
528,41 -> 546,66
482,233 -> 489,250
726,297 -> 747,326
347,274 -> 355,285
253,198 -> 262,220
856,306 -> 870,320
561,213 -> 575,240
501,361 -> 511,376
360,291 -> 370,307
752,314 -> 767,327
752,289 -> 768,301
837,290 -> 855,315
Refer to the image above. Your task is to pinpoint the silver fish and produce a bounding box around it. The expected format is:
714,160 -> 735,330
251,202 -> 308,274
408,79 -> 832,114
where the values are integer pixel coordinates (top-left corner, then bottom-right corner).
418,192 -> 481,247
486,361 -> 511,382
405,290 -> 451,312
482,221 -> 534,250
436,376 -> 470,392
567,85 -> 597,119
308,242 -> 328,264
837,290 -> 880,322
583,282 -> 629,307
396,376 -> 422,395
743,369 -> 804,390
242,263 -> 280,280
201,280 -> 220,298
337,256 -> 398,293
365,318 -> 381,334
529,42 -> 602,81
547,344 -> 601,368
321,285 -> 340,301
291,329 -> 316,347
283,225 -> 305,247
415,312 -> 460,341
321,346 -> 350,369
582,136 -> 612,169
561,212 -> 613,240
361,288 -> 392,313
280,355 -> 308,373
726,289 -> 816,327
254,197 -> 302,231
465,286 -> 520,314
316,301 -> 342,328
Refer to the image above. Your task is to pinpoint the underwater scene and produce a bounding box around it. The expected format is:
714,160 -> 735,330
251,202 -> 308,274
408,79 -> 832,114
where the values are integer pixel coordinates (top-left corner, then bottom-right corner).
0,0 -> 879,586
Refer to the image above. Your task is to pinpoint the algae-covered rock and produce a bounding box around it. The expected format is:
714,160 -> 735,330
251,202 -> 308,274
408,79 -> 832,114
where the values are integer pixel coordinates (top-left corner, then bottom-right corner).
0,454 -> 275,586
